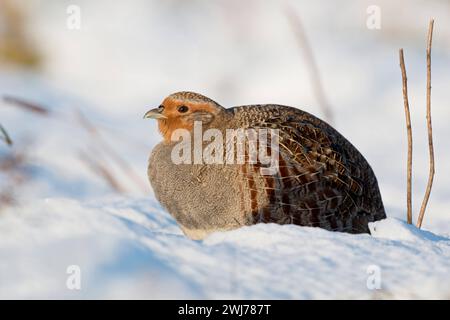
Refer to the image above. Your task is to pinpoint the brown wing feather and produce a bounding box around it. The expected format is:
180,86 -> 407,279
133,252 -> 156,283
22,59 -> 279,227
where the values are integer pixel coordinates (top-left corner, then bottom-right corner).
231,104 -> 386,233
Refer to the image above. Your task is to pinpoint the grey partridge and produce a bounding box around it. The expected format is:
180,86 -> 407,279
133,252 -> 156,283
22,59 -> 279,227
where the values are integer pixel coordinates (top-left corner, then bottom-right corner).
145,91 -> 386,240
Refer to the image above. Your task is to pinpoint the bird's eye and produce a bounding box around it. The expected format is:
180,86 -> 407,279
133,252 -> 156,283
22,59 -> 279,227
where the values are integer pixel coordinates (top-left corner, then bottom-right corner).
177,105 -> 189,113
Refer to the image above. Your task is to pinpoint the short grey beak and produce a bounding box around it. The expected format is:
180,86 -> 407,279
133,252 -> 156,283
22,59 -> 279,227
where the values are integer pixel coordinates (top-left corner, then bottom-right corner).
143,107 -> 167,119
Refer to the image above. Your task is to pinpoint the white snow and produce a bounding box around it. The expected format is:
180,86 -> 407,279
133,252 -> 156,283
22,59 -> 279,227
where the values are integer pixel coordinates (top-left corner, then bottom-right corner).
1,0 -> 450,299
0,197 -> 449,299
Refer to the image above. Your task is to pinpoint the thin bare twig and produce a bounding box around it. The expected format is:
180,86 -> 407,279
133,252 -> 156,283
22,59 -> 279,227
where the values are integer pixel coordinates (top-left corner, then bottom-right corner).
399,49 -> 413,224
79,151 -> 126,193
2,94 -> 148,194
0,124 -> 13,146
417,19 -> 435,228
2,95 -> 51,116
75,109 -> 148,193
285,7 -> 334,124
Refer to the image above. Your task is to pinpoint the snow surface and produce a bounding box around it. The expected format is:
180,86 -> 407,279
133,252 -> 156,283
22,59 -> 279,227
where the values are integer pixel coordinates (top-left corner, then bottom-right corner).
1,197 -> 449,299
1,0 -> 450,299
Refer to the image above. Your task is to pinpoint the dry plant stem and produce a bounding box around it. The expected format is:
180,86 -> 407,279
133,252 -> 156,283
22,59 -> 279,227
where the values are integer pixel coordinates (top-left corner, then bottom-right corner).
79,151 -> 126,193
0,124 -> 13,146
417,19 -> 435,228
399,49 -> 413,224
2,95 -> 50,116
76,110 -> 148,193
2,94 -> 147,193
285,8 -> 334,124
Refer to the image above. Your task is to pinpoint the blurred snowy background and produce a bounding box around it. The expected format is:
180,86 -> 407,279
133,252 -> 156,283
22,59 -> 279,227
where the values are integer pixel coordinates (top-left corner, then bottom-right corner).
0,0 -> 449,299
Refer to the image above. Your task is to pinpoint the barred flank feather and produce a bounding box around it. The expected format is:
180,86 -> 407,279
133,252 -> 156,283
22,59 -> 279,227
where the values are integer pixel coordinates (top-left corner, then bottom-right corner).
232,104 -> 386,234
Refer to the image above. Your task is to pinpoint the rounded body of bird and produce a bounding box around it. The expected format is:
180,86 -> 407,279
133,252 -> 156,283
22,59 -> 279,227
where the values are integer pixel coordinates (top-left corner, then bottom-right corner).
147,95 -> 386,240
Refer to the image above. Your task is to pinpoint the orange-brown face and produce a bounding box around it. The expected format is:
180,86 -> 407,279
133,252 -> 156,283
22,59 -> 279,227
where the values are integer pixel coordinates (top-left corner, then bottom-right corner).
144,93 -> 223,142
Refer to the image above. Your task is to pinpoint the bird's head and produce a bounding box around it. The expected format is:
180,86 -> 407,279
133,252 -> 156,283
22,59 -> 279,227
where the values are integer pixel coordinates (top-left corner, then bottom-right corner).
144,91 -> 225,142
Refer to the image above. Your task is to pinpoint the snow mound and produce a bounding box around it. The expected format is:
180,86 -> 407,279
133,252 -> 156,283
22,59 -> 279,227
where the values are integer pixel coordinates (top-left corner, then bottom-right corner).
0,197 -> 449,299
369,218 -> 448,242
